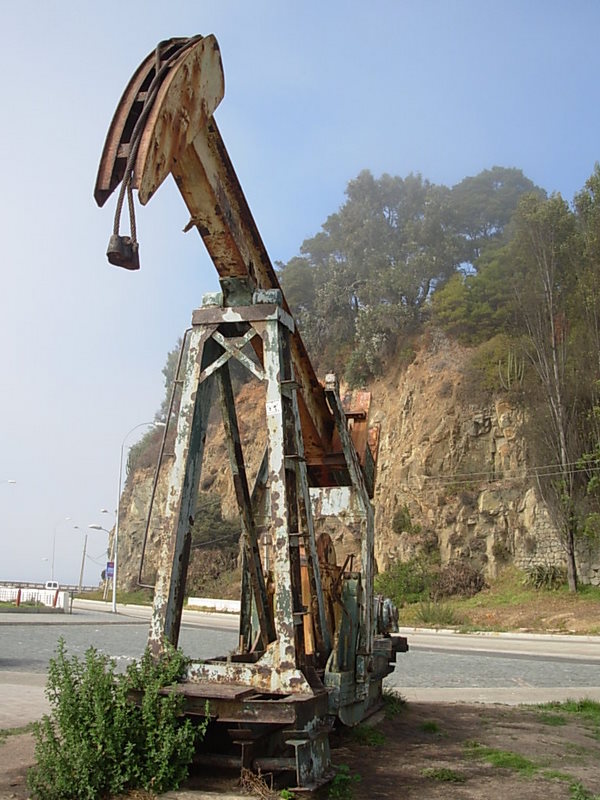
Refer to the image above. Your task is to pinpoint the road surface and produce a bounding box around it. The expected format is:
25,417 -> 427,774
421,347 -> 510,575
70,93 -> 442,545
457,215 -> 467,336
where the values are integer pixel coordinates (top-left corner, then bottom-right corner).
1,600 -> 600,728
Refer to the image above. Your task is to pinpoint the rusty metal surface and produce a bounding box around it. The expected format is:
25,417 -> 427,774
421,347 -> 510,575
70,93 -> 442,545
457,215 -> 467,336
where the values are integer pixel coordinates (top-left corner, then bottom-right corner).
95,36 -> 333,466
95,37 -> 214,207
148,326 -> 219,655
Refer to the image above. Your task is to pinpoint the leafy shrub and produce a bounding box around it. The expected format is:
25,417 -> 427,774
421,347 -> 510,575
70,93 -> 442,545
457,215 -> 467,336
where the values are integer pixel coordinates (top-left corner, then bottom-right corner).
525,564 -> 567,590
374,556 -> 433,605
28,639 -> 205,800
432,560 -> 486,599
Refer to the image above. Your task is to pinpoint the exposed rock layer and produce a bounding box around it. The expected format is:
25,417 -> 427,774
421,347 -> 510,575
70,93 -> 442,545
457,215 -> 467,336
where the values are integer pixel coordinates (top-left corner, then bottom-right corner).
115,336 -> 600,590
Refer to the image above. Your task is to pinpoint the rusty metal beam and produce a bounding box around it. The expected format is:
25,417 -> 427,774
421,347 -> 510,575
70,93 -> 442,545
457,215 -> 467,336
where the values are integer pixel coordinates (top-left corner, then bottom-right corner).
216,360 -> 275,648
148,325 -> 218,655
324,374 -> 375,662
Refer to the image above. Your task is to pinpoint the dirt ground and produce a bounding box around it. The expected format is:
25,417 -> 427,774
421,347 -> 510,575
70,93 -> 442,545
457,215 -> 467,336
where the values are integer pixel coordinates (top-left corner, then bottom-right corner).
4,701 -> 599,800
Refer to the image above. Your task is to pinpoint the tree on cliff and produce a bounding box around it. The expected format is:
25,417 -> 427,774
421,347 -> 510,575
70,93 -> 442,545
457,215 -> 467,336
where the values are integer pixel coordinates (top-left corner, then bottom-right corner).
279,167 -> 537,384
507,192 -> 586,591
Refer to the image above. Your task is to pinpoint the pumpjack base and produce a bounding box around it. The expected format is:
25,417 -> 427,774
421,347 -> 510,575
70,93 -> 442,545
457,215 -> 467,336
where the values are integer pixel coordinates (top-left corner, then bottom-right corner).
165,680 -> 334,791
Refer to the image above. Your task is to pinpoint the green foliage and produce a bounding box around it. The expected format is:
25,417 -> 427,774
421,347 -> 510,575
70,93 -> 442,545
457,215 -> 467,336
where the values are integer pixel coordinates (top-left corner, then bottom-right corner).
463,334 -> 525,397
382,690 -> 406,719
279,789 -> 296,800
374,556 -> 433,605
349,725 -> 386,746
0,722 -> 35,743
570,782 -> 600,800
535,699 -> 600,728
279,166 -> 534,381
328,763 -> 361,800
464,741 -> 538,776
416,600 -> 462,627
524,564 -> 567,590
450,166 -> 543,265
27,639 -> 204,800
421,767 -> 466,783
421,720 -> 441,734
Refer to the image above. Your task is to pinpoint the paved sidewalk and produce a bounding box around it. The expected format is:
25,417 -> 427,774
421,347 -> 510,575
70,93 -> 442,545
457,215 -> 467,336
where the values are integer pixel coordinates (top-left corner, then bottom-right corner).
0,672 -> 48,729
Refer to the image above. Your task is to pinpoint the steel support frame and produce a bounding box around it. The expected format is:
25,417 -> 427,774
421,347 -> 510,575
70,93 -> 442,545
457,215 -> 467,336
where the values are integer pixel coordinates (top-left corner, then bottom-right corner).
148,296 -> 329,696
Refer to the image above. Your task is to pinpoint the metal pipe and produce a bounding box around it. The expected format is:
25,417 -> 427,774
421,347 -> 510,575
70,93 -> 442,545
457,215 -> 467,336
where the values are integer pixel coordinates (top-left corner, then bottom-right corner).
78,532 -> 88,593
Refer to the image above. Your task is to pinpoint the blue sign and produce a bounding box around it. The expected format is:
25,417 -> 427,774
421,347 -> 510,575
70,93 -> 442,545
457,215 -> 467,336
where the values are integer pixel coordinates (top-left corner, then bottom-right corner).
106,561 -> 114,578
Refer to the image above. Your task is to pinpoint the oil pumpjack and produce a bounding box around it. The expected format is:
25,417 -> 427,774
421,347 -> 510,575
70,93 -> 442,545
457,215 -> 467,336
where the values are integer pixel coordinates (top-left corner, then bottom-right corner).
95,35 -> 406,790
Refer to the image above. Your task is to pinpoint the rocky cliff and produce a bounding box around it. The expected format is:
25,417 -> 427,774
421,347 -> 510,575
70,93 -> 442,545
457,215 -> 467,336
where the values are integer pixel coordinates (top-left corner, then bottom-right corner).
114,333 -> 600,592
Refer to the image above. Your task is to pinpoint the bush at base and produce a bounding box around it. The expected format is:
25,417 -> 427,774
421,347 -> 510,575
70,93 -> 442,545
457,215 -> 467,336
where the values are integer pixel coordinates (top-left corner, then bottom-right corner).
27,639 -> 206,800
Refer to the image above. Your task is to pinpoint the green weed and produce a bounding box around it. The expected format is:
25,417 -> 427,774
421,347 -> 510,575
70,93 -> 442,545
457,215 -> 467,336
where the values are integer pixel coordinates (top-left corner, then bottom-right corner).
465,741 -> 538,776
570,782 -> 600,800
349,725 -> 386,746
539,713 -> 568,726
416,600 -> 462,627
542,769 -> 572,782
534,699 -> 600,737
328,763 -> 361,800
0,722 -> 36,743
421,767 -> 466,783
421,720 -> 441,734
382,690 -> 406,719
540,699 -> 600,722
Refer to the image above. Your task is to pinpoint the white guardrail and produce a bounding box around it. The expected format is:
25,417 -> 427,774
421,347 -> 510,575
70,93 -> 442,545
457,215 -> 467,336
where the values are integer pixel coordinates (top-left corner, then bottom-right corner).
187,597 -> 241,613
0,586 -> 70,610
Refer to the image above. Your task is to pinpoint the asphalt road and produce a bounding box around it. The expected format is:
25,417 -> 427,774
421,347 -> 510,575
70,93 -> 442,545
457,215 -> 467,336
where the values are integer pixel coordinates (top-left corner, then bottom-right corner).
1,599 -> 600,728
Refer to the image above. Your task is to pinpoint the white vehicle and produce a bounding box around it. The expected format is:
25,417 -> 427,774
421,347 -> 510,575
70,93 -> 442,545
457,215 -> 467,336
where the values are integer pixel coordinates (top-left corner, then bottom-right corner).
45,580 -> 59,591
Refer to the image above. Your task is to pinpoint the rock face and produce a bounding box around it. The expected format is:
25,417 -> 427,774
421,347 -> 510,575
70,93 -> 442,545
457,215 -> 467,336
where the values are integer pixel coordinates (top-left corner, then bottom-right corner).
370,333 -> 598,584
115,334 -> 600,591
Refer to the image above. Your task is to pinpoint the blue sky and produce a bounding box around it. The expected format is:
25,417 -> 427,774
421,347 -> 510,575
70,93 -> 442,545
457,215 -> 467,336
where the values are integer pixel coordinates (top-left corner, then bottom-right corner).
2,1 -> 599,584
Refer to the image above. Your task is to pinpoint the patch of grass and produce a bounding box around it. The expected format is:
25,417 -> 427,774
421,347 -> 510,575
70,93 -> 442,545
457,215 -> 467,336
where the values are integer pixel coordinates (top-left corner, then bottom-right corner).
543,769 -> 573,782
570,782 -> 600,800
0,722 -> 36,743
415,600 -> 463,627
421,720 -> 441,734
534,699 -> 600,737
382,690 -> 406,719
464,741 -> 538,776
349,725 -> 386,747
421,767 -> 466,783
79,588 -> 153,605
329,764 -> 360,800
459,567 -> 536,608
539,713 -> 568,726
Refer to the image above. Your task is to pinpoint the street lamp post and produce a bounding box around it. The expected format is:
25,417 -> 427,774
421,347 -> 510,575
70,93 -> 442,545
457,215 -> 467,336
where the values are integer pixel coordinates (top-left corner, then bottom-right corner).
112,421 -> 164,614
76,527 -> 88,592
87,524 -> 111,592
88,523 -> 112,598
